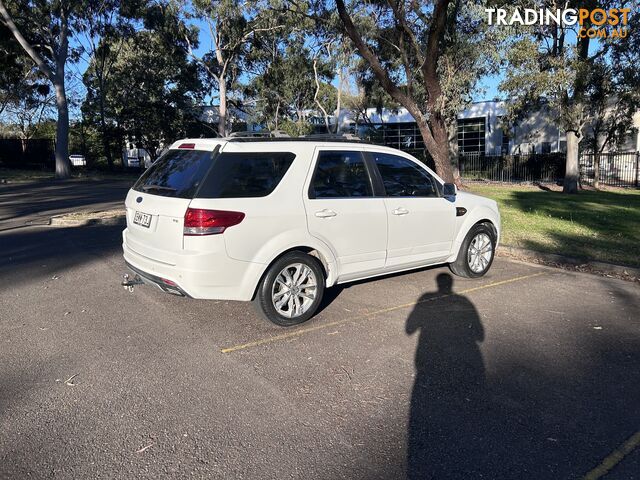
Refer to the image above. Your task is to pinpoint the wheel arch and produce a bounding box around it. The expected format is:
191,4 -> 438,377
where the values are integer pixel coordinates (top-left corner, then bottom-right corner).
448,207 -> 500,263
250,243 -> 337,300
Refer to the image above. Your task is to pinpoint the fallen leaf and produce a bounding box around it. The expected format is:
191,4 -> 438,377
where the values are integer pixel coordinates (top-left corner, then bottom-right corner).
136,443 -> 154,454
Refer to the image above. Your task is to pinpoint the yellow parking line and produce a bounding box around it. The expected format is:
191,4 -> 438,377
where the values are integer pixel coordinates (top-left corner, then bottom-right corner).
220,272 -> 546,354
583,430 -> 640,480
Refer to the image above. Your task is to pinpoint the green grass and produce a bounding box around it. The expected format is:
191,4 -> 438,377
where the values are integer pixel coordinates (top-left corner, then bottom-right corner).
466,183 -> 640,267
0,168 -> 56,182
0,167 -> 139,183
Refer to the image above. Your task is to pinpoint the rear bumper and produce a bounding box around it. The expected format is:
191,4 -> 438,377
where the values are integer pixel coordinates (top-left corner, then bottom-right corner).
122,232 -> 265,301
125,261 -> 190,297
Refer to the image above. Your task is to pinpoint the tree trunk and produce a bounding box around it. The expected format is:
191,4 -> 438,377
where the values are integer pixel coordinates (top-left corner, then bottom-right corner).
334,68 -> 343,134
218,79 -> 227,137
54,80 -> 71,179
593,150 -> 600,190
563,131 -> 580,193
417,115 -> 456,184
98,79 -> 113,169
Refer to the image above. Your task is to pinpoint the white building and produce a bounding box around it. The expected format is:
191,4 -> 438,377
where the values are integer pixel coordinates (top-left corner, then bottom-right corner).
337,101 -> 640,155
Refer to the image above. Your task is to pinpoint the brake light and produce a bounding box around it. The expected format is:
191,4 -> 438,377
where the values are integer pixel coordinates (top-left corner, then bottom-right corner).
183,208 -> 245,235
178,143 -> 195,149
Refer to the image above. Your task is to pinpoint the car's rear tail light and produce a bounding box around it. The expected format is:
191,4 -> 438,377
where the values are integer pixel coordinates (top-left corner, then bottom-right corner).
161,278 -> 177,286
183,208 -> 245,235
178,143 -> 195,149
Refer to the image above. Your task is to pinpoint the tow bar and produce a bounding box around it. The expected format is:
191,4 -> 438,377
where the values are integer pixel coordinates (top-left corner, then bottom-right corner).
121,273 -> 144,292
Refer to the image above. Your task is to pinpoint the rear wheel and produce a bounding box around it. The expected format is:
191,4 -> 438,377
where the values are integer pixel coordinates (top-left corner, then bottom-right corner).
449,223 -> 496,278
254,252 -> 325,326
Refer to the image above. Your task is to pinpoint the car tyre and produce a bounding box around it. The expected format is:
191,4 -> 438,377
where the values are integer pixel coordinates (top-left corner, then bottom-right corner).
449,223 -> 496,278
254,251 -> 325,327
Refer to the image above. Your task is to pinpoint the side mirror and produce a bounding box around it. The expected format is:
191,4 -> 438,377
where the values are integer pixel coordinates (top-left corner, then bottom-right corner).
443,183 -> 456,197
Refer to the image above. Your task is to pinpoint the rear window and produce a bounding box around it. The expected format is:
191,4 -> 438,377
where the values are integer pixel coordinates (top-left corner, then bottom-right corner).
195,152 -> 295,198
133,149 -> 213,198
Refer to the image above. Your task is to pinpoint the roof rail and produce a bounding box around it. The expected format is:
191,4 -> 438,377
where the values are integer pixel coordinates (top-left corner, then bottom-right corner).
301,133 -> 363,141
227,130 -> 291,139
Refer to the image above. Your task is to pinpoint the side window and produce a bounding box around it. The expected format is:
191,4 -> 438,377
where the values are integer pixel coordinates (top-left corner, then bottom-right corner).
372,153 -> 439,197
310,151 -> 373,198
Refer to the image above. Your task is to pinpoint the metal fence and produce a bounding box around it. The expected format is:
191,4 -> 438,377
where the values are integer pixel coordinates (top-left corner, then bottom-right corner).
0,138 -> 55,168
458,152 -> 566,183
457,151 -> 640,187
579,152 -> 639,188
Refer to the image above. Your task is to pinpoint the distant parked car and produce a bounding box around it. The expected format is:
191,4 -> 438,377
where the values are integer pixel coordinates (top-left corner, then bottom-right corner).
123,145 -> 152,169
122,136 -> 501,326
69,154 -> 86,166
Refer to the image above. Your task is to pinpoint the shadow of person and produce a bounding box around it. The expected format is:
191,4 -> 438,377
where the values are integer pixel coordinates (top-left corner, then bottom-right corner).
406,273 -> 487,480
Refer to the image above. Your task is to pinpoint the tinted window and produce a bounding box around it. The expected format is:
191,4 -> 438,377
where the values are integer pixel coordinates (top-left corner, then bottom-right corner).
311,151 -> 373,198
373,153 -> 439,197
133,149 -> 213,198
196,152 -> 295,198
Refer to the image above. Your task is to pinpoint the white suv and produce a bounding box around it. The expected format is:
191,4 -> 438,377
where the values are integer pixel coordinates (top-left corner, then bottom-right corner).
122,137 -> 500,326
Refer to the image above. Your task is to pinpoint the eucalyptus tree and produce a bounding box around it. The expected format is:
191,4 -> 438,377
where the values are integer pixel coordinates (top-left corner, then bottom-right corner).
310,36 -> 352,134
83,26 -> 202,160
81,2 -> 203,162
500,0 -> 638,193
582,52 -> 640,189
78,0 -> 136,169
0,0 -> 95,177
0,22 -> 32,116
246,32 -> 335,131
185,0 -> 291,137
325,0 -> 502,184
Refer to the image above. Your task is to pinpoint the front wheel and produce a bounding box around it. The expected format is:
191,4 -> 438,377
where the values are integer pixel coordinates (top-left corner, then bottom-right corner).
254,252 -> 325,327
449,223 -> 496,278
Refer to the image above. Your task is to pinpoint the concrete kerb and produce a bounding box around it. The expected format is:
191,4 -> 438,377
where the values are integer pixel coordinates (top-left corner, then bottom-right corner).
497,245 -> 640,282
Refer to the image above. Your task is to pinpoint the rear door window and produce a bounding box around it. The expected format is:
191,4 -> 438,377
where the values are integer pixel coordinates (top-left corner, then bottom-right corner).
310,151 -> 373,198
133,149 -> 213,198
196,152 -> 295,198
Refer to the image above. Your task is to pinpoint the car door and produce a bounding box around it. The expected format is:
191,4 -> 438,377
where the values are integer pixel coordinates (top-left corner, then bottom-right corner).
304,149 -> 387,280
368,151 -> 456,268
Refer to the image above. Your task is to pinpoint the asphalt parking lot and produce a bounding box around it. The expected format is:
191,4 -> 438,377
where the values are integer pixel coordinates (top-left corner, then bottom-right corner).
1,220 -> 639,479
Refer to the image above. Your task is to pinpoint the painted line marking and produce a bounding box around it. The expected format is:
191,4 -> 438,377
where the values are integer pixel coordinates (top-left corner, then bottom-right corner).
583,430 -> 640,480
220,272 -> 546,354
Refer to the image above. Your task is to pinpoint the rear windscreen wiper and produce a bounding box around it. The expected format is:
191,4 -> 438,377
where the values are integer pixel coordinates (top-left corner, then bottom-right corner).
141,184 -> 176,192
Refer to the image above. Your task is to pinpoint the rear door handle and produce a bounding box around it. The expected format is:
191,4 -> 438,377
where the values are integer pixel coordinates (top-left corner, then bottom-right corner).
315,209 -> 337,218
392,207 -> 409,216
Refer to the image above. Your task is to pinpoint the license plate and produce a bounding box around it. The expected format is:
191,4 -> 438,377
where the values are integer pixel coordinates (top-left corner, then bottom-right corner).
133,211 -> 152,228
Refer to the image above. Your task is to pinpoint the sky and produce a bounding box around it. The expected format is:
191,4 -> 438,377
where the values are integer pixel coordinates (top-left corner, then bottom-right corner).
475,74 -> 504,103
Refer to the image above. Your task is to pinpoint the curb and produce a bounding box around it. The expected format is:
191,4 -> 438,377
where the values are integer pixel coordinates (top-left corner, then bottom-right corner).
498,245 -> 640,281
50,212 -> 126,227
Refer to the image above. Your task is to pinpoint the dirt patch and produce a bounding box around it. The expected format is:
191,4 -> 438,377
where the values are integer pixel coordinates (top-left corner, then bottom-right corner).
50,209 -> 126,227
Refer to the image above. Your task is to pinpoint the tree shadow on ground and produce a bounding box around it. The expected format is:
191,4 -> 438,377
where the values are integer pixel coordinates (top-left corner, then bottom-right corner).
0,224 -> 123,291
0,179 -> 131,225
